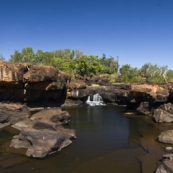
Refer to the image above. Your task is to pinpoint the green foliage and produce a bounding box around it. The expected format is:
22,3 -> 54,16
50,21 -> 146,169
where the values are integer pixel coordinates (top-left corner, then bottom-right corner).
166,70 -> 173,82
9,47 -> 173,83
147,76 -> 165,83
71,55 -> 104,76
100,54 -> 119,74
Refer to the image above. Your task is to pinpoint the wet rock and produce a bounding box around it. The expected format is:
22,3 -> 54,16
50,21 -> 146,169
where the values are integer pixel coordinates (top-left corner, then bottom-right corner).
30,108 -> 71,125
158,130 -> 173,145
0,103 -> 30,127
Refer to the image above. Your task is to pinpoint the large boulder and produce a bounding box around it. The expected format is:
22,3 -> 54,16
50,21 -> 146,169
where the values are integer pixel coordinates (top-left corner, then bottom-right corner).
23,65 -> 58,82
0,103 -> 30,127
154,109 -> 173,123
153,103 -> 173,122
158,130 -> 173,144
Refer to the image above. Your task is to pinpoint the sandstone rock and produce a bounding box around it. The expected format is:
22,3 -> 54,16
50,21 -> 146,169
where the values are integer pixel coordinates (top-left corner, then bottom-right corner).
158,130 -> 173,144
0,103 -> 30,127
30,108 -> 71,125
130,84 -> 169,102
0,61 -> 25,82
23,65 -> 58,82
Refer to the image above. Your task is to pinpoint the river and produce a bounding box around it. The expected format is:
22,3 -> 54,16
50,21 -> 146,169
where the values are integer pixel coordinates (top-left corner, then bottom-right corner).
0,105 -> 171,173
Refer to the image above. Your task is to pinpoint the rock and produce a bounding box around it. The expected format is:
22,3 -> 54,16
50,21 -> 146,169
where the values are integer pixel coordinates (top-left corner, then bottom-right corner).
68,74 -> 86,90
158,130 -> 173,145
163,154 -> 173,160
0,103 -> 30,127
129,84 -> 169,103
23,65 -> 58,82
154,109 -> 173,123
156,160 -> 173,173
137,102 -> 151,115
0,61 -> 25,82
30,108 -> 71,125
61,99 -> 83,108
10,126 -> 76,158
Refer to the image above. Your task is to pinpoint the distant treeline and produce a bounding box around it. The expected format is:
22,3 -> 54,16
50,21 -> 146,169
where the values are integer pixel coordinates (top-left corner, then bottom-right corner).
7,47 -> 173,83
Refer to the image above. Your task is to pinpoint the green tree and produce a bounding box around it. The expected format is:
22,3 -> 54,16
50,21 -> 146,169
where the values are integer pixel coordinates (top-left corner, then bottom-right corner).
21,47 -> 34,63
10,50 -> 22,63
71,55 -> 103,76
42,52 -> 54,66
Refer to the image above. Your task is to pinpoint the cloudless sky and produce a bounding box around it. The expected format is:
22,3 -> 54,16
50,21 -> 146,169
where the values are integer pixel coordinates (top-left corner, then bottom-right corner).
0,0 -> 173,69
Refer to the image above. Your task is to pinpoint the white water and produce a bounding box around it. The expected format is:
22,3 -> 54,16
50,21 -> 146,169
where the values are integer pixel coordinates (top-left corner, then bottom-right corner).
86,93 -> 105,106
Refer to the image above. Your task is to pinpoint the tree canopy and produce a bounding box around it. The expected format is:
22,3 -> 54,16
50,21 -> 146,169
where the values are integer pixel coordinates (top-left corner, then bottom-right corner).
9,47 -> 173,83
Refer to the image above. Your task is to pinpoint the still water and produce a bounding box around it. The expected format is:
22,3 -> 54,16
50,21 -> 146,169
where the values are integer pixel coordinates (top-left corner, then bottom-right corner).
0,106 -> 167,173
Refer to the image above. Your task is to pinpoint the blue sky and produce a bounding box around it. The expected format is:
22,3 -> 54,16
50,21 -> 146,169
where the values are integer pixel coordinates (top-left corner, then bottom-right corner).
0,0 -> 173,69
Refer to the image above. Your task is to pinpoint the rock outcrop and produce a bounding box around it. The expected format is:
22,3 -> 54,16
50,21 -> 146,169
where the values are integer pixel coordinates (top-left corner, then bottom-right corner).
10,108 -> 76,158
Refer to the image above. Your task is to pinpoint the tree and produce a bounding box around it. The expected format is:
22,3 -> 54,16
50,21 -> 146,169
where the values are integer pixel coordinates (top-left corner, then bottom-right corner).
21,47 -> 34,63
42,52 -> 54,66
33,50 -> 44,65
100,54 -> 118,74
75,50 -> 83,58
10,50 -> 22,63
71,55 -> 103,76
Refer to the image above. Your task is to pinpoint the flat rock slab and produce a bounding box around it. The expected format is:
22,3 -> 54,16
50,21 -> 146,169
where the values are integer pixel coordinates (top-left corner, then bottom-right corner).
10,126 -> 76,158
30,108 -> 71,124
0,103 -> 30,126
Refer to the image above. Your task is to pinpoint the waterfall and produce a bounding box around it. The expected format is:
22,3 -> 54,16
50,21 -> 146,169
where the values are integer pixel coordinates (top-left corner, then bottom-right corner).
86,93 -> 105,106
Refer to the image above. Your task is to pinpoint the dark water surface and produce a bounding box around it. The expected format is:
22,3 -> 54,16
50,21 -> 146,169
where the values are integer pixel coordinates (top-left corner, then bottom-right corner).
0,106 -> 168,173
